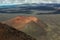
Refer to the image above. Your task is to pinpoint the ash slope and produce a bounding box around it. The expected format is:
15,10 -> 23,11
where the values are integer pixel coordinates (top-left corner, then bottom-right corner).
3,16 -> 48,40
22,21 -> 47,40
0,22 -> 36,40
3,16 -> 47,31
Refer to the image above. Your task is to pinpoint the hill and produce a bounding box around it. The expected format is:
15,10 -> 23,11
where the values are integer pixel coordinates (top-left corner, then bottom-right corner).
3,16 -> 48,40
0,22 -> 36,40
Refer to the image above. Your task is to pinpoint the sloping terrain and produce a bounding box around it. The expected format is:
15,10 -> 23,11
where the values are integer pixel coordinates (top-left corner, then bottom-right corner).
22,21 -> 47,40
3,16 -> 38,30
2,16 -> 47,40
0,22 -> 36,40
3,16 -> 47,31
0,14 -> 60,40
38,14 -> 60,40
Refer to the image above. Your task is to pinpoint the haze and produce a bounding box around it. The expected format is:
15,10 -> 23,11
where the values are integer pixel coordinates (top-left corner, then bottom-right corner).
0,0 -> 60,5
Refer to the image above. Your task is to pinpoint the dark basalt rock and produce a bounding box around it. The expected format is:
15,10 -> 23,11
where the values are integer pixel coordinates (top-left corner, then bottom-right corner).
0,23 -> 36,40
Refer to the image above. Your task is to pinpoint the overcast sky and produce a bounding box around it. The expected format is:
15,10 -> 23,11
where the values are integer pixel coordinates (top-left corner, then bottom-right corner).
0,0 -> 60,4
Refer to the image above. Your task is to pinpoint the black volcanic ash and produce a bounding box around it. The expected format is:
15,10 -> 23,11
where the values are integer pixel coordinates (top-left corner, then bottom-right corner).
0,23 -> 36,40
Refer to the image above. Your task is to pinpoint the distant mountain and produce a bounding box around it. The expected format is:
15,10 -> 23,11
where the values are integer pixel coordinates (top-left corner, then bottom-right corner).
0,3 -> 60,13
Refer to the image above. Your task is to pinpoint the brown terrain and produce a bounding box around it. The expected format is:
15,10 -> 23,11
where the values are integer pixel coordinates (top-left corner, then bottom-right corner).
3,16 -> 47,31
2,16 -> 48,40
0,14 -> 60,40
0,22 -> 36,40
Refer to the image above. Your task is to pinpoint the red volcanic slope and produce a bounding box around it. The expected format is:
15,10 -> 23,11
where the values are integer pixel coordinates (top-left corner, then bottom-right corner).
2,16 -> 47,31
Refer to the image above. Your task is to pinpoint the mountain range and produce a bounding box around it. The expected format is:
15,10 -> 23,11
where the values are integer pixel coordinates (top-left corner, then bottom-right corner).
0,3 -> 60,14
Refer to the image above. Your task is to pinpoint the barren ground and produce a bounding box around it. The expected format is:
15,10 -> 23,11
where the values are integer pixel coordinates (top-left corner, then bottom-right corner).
0,14 -> 60,40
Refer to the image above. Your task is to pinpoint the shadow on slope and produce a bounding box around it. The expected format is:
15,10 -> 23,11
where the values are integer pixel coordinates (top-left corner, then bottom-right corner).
0,22 -> 36,40
2,16 -> 48,40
